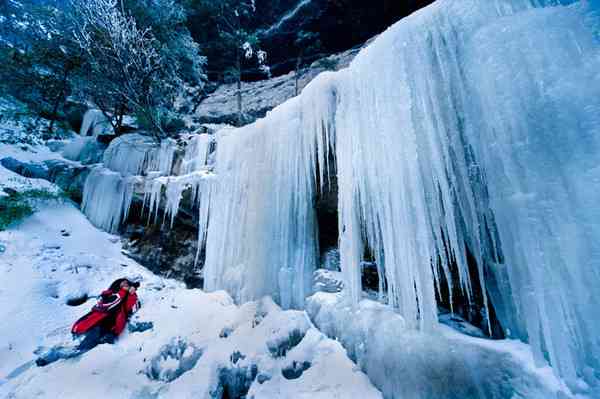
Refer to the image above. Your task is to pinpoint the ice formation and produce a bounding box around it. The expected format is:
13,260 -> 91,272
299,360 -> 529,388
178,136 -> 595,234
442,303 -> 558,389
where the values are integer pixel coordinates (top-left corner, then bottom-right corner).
197,0 -> 600,389
102,134 -> 175,176
78,0 -> 600,390
201,75 -> 336,309
81,168 -> 137,233
306,292 -> 572,399
79,109 -> 112,137
81,130 -> 214,233
181,134 -> 212,174
81,134 -> 179,232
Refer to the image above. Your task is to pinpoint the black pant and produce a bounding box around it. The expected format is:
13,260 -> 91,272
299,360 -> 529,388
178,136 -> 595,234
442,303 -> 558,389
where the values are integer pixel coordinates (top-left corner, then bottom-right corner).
35,326 -> 116,367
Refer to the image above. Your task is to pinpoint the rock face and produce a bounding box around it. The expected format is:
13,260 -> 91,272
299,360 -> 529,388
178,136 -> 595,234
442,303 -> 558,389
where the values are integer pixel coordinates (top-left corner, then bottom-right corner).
0,157 -> 91,202
121,212 -> 202,288
194,46 -> 362,125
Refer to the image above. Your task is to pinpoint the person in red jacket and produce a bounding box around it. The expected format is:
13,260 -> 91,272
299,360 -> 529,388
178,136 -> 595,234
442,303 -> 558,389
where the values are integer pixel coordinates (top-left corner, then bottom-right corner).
72,278 -> 140,339
36,278 -> 141,367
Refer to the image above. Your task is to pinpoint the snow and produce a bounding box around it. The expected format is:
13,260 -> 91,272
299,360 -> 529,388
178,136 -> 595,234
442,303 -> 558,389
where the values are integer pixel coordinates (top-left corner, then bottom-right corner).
306,291 -> 578,399
61,136 -> 105,164
0,199 -> 382,399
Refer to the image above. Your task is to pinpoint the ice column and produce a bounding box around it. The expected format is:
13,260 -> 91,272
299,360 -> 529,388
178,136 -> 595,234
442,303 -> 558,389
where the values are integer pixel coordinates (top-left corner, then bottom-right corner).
202,75 -> 336,309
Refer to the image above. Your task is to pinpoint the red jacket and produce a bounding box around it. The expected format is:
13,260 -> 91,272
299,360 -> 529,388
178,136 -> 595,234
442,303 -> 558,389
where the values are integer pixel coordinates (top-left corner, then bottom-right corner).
72,287 -> 139,336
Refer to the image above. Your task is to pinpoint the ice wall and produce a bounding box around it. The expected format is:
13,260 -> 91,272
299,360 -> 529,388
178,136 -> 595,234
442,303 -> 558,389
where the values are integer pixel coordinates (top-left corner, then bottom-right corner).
195,0 -> 600,389
102,134 -> 175,176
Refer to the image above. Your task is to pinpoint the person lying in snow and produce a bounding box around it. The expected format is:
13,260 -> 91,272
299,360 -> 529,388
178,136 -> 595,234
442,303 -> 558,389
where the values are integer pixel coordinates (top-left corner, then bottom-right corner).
35,278 -> 141,367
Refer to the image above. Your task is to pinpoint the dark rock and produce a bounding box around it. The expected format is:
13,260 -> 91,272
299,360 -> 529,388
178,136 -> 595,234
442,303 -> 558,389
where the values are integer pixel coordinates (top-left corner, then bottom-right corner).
214,363 -> 258,399
267,329 -> 306,358
96,134 -> 116,145
219,326 -> 234,338
281,361 -> 311,380
121,216 -> 202,289
65,294 -> 89,306
0,157 -> 91,203
128,321 -> 154,333
361,261 -> 380,292
3,187 -> 18,196
63,100 -> 89,133
315,156 -> 339,260
230,351 -> 245,365
0,157 -> 49,180
256,372 -> 271,384
44,159 -> 91,202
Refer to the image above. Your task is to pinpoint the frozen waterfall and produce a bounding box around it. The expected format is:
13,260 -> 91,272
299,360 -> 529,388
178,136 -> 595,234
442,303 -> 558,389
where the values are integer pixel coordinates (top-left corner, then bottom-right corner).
81,134 -> 178,232
76,0 -> 600,390
202,77 -> 336,308
196,0 -> 600,389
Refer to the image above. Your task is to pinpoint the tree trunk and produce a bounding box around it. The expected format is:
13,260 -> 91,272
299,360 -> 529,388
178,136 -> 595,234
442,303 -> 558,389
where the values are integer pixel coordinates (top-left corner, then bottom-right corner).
295,56 -> 302,96
115,102 -> 126,136
236,50 -> 243,127
48,67 -> 71,136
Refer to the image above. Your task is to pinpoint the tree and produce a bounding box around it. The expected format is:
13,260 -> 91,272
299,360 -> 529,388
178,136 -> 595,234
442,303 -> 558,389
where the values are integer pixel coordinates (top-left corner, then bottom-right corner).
0,1 -> 82,136
71,0 -> 198,138
71,0 -> 162,136
188,0 -> 268,126
120,0 -> 206,87
218,0 -> 270,125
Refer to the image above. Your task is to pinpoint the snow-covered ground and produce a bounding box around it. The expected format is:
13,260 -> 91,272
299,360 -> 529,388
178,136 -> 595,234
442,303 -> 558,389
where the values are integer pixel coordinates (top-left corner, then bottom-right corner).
0,150 -> 381,399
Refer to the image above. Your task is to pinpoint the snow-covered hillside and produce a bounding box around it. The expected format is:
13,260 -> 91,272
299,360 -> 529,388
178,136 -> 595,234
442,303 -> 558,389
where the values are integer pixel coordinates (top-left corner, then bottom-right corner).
0,151 -> 381,399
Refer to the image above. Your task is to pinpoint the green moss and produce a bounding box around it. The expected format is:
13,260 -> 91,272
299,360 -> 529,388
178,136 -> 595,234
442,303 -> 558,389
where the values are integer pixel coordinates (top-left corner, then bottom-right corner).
0,188 -> 62,230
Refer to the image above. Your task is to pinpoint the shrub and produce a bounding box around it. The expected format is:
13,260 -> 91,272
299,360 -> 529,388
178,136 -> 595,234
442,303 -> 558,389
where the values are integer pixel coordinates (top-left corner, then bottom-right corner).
0,188 -> 61,230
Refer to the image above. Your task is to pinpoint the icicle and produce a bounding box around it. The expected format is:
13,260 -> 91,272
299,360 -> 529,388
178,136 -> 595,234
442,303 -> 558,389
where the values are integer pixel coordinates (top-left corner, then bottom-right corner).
81,167 -> 137,233
152,138 -> 176,175
202,79 -> 336,308
181,134 -> 212,174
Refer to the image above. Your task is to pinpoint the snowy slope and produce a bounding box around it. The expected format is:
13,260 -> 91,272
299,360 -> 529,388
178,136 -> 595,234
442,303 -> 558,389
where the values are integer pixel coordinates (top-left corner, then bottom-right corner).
0,158 -> 381,398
